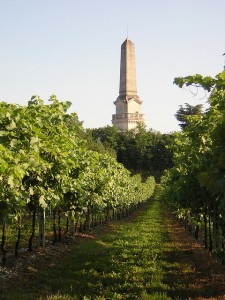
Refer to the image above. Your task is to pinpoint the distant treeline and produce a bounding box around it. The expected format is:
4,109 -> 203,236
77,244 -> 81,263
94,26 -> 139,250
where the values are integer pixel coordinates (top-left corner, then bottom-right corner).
87,125 -> 175,181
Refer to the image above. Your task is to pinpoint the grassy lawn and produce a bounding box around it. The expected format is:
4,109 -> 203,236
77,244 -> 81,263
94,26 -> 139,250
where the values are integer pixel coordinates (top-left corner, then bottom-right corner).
5,195 -> 222,300
3,198 -> 192,300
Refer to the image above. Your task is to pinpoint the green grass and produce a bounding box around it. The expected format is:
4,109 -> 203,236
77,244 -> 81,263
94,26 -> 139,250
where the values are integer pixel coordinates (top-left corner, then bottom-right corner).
3,198 -> 173,300
5,196 -> 220,299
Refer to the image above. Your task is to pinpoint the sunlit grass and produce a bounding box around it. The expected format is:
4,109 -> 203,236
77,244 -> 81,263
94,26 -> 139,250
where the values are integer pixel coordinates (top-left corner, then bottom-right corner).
3,188 -> 225,300
4,197 -> 174,300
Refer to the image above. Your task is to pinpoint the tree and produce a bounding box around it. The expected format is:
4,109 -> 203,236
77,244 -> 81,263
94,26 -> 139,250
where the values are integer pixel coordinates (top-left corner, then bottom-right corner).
175,103 -> 204,130
88,125 -> 174,181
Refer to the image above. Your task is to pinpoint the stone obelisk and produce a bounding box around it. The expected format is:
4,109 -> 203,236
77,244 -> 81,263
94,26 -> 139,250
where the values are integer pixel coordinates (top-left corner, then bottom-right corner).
112,38 -> 144,131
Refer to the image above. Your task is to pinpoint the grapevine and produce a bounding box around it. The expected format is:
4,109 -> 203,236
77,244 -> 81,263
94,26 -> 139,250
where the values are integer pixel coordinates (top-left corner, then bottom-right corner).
0,96 -> 155,259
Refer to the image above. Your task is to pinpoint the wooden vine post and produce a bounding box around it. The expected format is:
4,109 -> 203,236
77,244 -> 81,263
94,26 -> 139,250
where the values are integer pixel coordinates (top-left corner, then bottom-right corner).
39,207 -> 46,247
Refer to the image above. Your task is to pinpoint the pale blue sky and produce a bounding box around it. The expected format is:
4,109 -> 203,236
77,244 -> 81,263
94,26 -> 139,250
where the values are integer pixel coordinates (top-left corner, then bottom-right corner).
0,0 -> 224,133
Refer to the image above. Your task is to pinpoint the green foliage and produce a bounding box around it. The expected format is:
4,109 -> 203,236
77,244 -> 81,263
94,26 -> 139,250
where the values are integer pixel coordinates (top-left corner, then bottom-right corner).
80,127 -> 117,158
162,70 -> 225,252
0,96 -> 155,231
88,125 -> 119,150
175,103 -> 204,130
89,125 -> 174,181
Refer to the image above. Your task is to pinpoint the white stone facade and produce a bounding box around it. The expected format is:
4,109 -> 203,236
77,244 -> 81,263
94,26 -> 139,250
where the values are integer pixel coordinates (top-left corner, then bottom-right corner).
112,39 -> 144,131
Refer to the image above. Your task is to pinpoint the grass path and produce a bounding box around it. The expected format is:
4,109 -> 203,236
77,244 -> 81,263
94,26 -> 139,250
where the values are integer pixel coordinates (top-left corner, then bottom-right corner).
3,198 -> 225,300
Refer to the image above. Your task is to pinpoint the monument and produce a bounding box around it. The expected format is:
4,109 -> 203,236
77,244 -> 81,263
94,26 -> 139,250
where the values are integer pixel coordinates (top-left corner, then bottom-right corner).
112,38 -> 144,131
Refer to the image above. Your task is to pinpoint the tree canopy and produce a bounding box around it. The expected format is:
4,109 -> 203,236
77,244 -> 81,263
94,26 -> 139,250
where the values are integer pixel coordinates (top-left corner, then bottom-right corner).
175,103 -> 204,130
89,124 -> 174,181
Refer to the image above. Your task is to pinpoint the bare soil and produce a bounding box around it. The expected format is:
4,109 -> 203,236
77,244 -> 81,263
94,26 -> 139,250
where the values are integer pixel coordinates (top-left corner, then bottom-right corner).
164,207 -> 225,300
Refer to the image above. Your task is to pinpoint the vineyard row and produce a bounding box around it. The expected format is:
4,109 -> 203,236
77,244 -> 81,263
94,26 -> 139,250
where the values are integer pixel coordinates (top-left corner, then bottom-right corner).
0,96 -> 155,261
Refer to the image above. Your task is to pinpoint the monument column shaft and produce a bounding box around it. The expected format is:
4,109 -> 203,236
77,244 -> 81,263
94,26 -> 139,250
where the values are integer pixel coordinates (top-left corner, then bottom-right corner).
112,38 -> 144,132
119,39 -> 137,97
